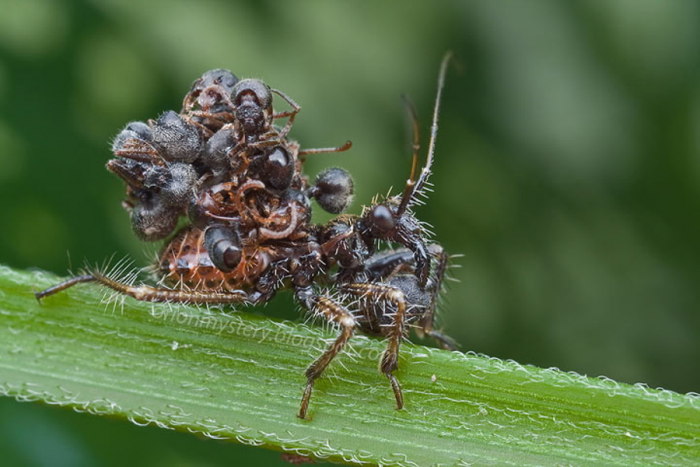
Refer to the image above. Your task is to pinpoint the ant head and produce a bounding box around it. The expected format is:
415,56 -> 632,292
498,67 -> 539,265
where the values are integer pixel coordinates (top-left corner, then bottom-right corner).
188,69 -> 238,111
359,196 -> 429,285
192,69 -> 238,94
360,199 -> 416,243
232,79 -> 272,135
232,79 -> 272,108
130,191 -> 180,241
367,203 -> 398,234
108,118 -> 196,240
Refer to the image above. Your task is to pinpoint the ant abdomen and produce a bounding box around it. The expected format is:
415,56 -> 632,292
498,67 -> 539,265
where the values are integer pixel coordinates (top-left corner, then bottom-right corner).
310,167 -> 354,214
203,126 -> 235,171
112,121 -> 153,154
205,225 -> 242,273
130,192 -> 180,241
190,69 -> 238,108
249,146 -> 294,190
151,111 -> 203,163
159,226 -> 270,291
160,163 -> 197,207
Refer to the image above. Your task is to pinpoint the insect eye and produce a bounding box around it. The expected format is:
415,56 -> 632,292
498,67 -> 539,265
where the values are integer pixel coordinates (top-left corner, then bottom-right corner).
371,205 -> 395,232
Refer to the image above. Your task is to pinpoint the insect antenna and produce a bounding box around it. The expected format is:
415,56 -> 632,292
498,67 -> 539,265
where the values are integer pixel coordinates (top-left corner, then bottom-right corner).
397,94 -> 421,214
397,51 -> 452,216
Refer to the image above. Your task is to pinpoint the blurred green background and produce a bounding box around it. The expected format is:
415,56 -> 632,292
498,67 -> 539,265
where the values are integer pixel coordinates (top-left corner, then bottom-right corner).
1,0 -> 699,465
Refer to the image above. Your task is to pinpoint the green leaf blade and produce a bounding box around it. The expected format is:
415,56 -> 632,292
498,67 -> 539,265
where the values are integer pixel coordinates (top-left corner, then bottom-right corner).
0,266 -> 698,466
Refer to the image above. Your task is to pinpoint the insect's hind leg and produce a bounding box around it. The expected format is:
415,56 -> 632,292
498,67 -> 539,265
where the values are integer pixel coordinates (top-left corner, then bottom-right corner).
35,275 -> 96,302
362,245 -> 457,350
295,286 -> 356,419
35,271 -> 249,305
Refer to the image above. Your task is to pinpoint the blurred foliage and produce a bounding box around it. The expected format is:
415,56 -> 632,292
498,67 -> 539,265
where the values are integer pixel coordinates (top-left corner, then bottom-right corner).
0,0 -> 698,466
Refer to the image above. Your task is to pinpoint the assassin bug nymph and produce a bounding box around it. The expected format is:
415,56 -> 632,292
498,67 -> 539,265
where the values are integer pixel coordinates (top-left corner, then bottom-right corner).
36,53 -> 455,419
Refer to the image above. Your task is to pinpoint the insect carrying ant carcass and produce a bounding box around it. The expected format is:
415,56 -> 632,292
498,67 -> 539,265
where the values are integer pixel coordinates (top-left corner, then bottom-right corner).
36,53 -> 456,419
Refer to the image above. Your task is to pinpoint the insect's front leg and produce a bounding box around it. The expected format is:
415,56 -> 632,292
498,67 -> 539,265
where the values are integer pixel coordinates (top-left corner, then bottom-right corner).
269,87 -> 301,139
415,244 -> 457,350
341,282 -> 407,411
363,248 -> 416,280
294,285 -> 356,419
360,245 -> 457,350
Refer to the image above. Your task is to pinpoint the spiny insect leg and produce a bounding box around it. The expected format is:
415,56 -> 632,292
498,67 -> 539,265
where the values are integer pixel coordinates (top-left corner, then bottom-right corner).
418,244 -> 457,350
295,286 -> 356,420
36,272 -> 248,305
342,282 -> 407,411
363,248 -> 416,280
35,275 -> 96,302
364,245 -> 458,350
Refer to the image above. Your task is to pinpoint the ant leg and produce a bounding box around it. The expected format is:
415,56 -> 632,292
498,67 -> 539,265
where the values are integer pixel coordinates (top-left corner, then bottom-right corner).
187,110 -> 235,133
258,205 -> 300,240
35,271 -> 248,305
113,139 -> 162,164
424,329 -> 457,351
35,275 -> 95,302
270,88 -> 300,139
271,109 -> 296,119
247,139 -> 284,152
363,248 -> 415,281
298,140 -> 352,157
295,286 -> 355,419
184,118 -> 216,138
188,110 -> 234,122
342,283 -> 407,410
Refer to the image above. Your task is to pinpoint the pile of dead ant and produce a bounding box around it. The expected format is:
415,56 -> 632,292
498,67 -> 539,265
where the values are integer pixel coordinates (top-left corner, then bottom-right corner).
37,54 -> 455,419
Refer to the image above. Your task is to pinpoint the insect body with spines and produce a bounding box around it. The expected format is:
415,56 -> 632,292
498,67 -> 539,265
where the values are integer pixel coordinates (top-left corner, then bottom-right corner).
36,53 -> 455,419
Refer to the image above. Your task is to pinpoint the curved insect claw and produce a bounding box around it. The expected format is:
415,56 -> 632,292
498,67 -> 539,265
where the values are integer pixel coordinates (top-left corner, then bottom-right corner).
388,373 -> 404,410
298,380 -> 314,420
